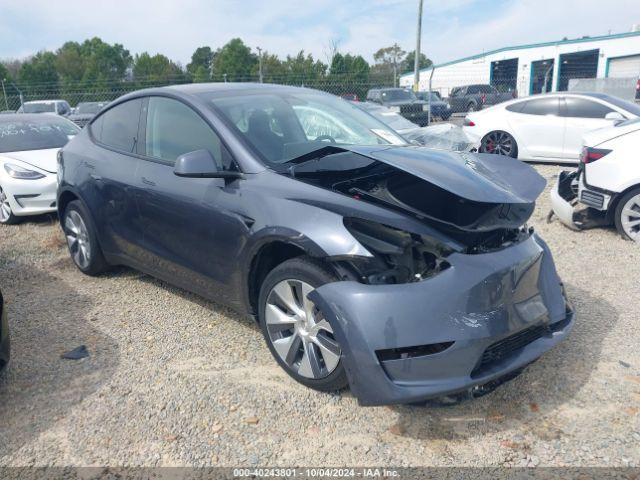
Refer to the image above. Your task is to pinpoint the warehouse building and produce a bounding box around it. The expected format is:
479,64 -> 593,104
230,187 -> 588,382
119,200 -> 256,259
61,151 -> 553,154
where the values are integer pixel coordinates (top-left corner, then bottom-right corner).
400,29 -> 640,98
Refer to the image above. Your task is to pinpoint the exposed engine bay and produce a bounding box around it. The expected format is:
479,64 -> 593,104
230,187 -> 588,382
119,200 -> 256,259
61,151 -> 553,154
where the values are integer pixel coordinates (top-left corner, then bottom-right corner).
283,146 -> 544,285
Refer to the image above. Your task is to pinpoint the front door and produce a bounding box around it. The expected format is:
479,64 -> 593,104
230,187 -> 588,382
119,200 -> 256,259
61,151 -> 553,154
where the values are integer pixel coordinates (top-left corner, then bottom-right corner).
134,96 -> 244,302
561,96 -> 619,160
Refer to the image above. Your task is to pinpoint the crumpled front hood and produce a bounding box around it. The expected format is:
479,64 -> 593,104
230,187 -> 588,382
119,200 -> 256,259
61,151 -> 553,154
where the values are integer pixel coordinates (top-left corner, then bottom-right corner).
2,148 -> 59,173
344,145 -> 546,204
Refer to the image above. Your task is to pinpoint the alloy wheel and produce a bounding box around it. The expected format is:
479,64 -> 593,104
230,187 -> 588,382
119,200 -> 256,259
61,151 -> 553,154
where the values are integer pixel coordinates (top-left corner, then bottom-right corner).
0,187 -> 12,223
621,193 -> 640,241
65,210 -> 92,269
481,131 -> 514,156
265,279 -> 341,379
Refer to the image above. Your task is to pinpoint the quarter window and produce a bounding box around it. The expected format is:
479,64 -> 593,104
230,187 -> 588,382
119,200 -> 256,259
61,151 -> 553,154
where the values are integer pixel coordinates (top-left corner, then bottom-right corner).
92,98 -> 142,152
144,96 -> 231,169
563,97 -> 615,119
519,97 -> 560,116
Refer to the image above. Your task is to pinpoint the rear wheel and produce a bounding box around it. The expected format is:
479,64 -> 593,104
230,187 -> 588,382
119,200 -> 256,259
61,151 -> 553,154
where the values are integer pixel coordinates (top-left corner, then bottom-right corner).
467,102 -> 477,112
480,131 -> 518,158
62,200 -> 109,275
258,257 -> 347,392
614,188 -> 640,242
0,186 -> 20,225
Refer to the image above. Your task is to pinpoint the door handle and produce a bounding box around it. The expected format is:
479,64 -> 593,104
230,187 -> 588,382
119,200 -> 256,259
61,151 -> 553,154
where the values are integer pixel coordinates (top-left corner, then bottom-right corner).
141,176 -> 156,187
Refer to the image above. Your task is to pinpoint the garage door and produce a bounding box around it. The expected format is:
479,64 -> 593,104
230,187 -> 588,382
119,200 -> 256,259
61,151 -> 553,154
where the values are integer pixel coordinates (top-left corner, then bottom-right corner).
608,55 -> 640,78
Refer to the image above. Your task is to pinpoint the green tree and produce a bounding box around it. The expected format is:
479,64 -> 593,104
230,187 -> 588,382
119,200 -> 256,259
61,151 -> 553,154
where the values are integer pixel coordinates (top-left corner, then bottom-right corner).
80,37 -> 132,83
282,51 -> 327,83
372,43 -> 406,85
56,41 -> 85,84
187,46 -> 214,77
133,52 -> 182,83
402,50 -> 432,74
193,65 -> 211,83
212,38 -> 257,81
19,51 -> 59,85
252,51 -> 285,82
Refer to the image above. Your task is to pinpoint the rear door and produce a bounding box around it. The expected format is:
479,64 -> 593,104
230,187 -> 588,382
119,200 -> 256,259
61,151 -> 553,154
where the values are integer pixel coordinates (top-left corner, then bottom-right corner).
561,96 -> 619,160
507,96 -> 565,159
135,95 -> 244,299
86,98 -> 146,261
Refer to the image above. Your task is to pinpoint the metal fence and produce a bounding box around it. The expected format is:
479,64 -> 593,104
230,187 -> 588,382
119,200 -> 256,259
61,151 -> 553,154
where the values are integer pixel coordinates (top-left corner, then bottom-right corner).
2,71 -> 638,114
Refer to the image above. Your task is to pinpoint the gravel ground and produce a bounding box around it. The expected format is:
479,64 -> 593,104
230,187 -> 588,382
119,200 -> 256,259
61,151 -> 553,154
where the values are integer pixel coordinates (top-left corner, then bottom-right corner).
0,164 -> 639,468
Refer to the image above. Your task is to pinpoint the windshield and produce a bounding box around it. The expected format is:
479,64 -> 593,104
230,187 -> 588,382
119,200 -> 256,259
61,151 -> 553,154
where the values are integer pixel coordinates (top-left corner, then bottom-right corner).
380,90 -> 416,102
0,117 -> 79,153
23,102 -> 56,113
600,95 -> 640,117
77,102 -> 105,114
207,91 -> 406,165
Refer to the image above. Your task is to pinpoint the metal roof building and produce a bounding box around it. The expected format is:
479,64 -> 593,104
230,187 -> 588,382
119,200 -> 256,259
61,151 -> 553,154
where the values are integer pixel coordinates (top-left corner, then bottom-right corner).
399,29 -> 640,99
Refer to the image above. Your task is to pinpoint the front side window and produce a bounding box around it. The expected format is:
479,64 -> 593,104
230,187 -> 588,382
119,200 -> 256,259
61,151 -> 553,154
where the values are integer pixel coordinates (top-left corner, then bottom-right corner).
380,90 -> 416,102
563,97 -> 614,119
519,97 -> 560,116
208,91 -> 406,165
92,98 -> 142,153
144,97 -> 230,169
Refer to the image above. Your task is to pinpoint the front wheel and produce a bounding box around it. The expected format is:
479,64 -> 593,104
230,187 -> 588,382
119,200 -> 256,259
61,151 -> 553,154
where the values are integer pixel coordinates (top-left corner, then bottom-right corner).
62,200 -> 109,275
480,131 -> 518,158
614,188 -> 640,242
0,186 -> 20,225
258,257 -> 348,392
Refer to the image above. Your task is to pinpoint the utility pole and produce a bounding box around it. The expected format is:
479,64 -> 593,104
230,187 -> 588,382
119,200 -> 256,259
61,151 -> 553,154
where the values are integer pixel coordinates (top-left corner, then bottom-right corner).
257,47 -> 264,83
413,0 -> 424,92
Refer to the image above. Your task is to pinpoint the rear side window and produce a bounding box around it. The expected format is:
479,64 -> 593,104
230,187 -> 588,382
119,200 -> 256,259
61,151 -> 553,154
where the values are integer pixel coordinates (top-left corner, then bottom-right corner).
92,99 -> 142,152
467,86 -> 479,94
505,101 -> 526,113
144,96 -> 231,169
519,97 -> 560,116
563,97 -> 614,119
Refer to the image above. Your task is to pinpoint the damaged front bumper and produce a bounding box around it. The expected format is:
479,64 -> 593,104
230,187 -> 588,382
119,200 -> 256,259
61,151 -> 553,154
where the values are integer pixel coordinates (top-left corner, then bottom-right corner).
550,170 -> 612,230
310,234 -> 574,406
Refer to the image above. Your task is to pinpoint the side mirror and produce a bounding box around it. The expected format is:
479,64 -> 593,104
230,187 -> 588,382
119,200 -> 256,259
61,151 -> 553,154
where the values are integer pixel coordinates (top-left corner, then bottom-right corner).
173,149 -> 243,180
605,111 -> 625,123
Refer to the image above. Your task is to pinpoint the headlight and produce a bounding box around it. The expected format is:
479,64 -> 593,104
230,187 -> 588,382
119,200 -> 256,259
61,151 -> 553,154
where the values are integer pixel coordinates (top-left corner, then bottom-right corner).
388,106 -> 401,113
4,163 -> 45,180
342,218 -> 451,284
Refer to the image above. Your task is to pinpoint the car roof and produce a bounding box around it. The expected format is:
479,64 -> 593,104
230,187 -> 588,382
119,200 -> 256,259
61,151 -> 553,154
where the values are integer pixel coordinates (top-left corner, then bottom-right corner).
24,99 -> 66,104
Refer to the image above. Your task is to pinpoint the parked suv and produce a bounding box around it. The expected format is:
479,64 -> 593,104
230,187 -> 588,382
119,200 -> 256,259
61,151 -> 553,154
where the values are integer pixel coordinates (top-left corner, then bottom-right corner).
448,84 -> 515,113
57,83 -> 573,406
366,88 -> 429,126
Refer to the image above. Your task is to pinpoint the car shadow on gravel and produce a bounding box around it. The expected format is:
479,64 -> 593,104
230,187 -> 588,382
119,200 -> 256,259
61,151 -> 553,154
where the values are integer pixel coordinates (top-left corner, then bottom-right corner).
390,284 -> 617,441
0,263 -> 119,459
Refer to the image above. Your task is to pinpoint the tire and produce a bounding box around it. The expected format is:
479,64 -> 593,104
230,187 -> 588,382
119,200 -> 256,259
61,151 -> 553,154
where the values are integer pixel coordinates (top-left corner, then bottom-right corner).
258,256 -> 348,392
62,200 -> 109,275
441,114 -> 451,121
467,102 -> 477,112
480,131 -> 518,158
0,186 -> 20,225
614,187 -> 640,242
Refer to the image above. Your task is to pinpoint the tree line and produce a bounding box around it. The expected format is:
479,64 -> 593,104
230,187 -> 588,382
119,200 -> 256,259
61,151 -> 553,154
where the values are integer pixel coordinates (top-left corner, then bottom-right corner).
0,37 -> 432,107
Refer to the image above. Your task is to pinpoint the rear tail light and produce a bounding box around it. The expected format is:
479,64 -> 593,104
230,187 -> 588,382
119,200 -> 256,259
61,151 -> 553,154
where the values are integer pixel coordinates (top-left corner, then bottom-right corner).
463,117 -> 475,126
481,94 -> 486,104
636,79 -> 640,91
579,147 -> 611,164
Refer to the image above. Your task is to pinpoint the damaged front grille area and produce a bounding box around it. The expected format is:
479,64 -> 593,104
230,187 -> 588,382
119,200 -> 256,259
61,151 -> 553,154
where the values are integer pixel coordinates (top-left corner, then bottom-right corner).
471,316 -> 572,378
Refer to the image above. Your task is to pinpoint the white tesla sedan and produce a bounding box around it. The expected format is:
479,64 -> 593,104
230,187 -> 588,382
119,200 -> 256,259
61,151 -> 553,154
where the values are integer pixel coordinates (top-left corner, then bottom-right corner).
0,114 -> 79,224
550,117 -> 640,241
463,92 -> 640,163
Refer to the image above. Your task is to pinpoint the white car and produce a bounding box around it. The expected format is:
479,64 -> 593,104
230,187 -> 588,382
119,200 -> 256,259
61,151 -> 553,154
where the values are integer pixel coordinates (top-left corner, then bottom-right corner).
550,117 -> 640,241
0,114 -> 79,224
463,92 -> 640,163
